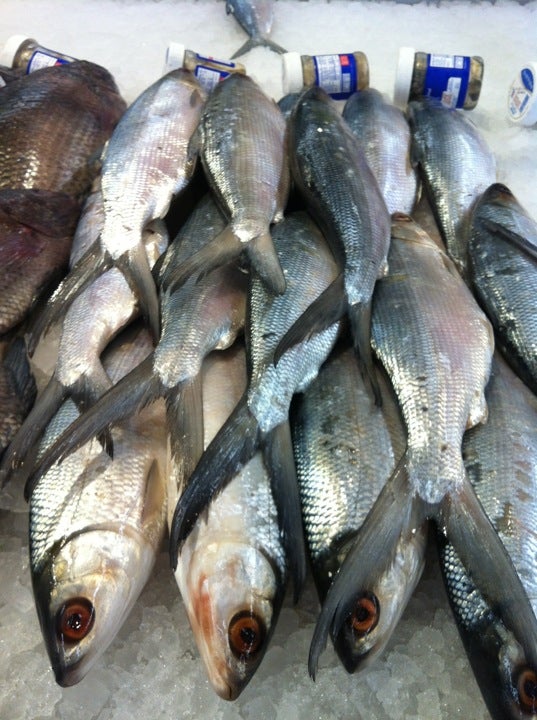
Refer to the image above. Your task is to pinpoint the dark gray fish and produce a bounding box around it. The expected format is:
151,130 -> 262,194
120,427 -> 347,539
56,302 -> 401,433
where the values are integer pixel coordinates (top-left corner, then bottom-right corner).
469,183 -> 537,395
342,88 -> 418,215
277,92 -> 300,120
0,61 -> 126,197
226,0 -> 286,58
0,338 -> 36,460
407,99 -> 496,277
439,352 -> 537,720
293,347 -> 427,675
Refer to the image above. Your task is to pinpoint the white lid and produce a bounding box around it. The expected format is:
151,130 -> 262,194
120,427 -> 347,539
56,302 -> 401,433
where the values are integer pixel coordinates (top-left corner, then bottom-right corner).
282,52 -> 303,94
163,42 -> 186,74
393,46 -> 416,109
0,35 -> 31,67
507,61 -> 537,127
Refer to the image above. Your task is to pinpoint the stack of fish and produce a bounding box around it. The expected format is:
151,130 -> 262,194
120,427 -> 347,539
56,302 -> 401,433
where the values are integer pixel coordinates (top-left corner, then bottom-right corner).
1,50 -> 537,720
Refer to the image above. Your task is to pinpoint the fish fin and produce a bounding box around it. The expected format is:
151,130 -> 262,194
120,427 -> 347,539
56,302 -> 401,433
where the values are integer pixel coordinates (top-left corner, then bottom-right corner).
308,457 -> 420,680
25,241 -> 112,356
68,370 -> 114,457
248,232 -> 286,296
23,355 -> 160,501
480,219 -> 537,264
115,243 -> 160,343
273,275 -> 346,366
263,420 -> 306,603
231,36 -> 287,59
169,394 -> 261,568
438,476 -> 537,671
0,376 -> 65,487
3,337 -> 36,412
161,225 -> 242,294
348,300 -> 382,407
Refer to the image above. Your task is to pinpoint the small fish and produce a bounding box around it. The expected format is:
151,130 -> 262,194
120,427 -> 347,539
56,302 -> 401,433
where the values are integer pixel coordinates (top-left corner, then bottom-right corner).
469,183 -> 537,395
226,0 -> 286,58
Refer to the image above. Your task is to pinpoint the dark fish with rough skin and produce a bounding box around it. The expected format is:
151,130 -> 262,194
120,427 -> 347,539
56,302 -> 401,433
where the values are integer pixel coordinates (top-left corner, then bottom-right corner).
293,346 -> 427,675
0,61 -> 126,197
439,352 -> 537,720
226,0 -> 286,58
469,183 -> 537,395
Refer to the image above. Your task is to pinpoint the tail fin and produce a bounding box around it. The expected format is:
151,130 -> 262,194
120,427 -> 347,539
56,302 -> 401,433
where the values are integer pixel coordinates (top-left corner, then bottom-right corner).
348,300 -> 381,406
115,242 -> 160,342
231,36 -> 287,59
247,233 -> 286,296
3,337 -> 36,411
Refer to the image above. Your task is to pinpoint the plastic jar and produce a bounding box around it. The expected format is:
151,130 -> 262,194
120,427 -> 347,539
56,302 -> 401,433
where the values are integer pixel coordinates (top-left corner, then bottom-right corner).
0,35 -> 76,74
507,63 -> 537,127
282,51 -> 369,101
164,42 -> 245,93
394,47 -> 484,110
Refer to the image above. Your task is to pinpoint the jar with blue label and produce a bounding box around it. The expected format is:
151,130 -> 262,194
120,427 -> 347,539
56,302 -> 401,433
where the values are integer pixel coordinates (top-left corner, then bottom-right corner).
507,62 -> 537,127
164,42 -> 245,93
282,51 -> 369,100
0,35 -> 76,74
394,47 -> 484,110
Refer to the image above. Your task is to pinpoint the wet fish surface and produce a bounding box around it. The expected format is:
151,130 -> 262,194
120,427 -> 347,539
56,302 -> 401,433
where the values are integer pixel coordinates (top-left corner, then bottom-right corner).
226,0 -> 286,57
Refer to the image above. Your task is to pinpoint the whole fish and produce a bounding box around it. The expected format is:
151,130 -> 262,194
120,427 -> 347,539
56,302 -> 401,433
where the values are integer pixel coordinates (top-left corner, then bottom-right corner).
0,338 -> 36,460
342,88 -> 418,215
407,99 -> 496,277
275,86 -> 390,404
169,211 -> 341,599
469,183 -> 537,395
226,0 -> 286,58
0,189 -> 80,335
28,325 -> 168,686
293,347 -> 427,675
175,344 -> 287,700
309,214 -> 537,679
27,69 -> 206,348
162,73 -> 289,298
439,353 -> 537,720
0,61 -> 126,197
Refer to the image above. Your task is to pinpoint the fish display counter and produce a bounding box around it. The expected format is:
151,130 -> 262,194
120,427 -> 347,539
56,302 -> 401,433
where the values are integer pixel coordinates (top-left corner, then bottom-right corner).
0,1 -> 536,719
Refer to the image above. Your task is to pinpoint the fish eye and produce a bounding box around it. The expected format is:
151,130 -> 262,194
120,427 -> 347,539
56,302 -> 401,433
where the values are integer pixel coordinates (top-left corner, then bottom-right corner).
349,592 -> 380,637
228,610 -> 266,661
56,597 -> 95,644
517,667 -> 537,714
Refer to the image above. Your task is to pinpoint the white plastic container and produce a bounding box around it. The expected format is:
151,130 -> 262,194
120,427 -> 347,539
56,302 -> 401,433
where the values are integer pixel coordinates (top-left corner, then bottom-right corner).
0,35 -> 76,73
282,51 -> 369,100
507,62 -> 537,127
164,42 -> 245,93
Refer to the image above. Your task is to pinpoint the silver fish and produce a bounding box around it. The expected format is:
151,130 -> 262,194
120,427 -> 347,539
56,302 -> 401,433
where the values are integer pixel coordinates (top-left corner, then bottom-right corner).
407,99 -> 496,277
469,183 -> 537,395
342,88 -> 419,215
226,0 -> 286,58
439,352 -> 537,720
162,73 -> 290,297
175,344 -> 287,700
293,347 -> 427,675
28,326 -> 168,686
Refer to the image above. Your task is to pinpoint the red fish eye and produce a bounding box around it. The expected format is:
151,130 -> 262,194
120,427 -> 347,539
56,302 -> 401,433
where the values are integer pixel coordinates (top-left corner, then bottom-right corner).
56,598 -> 95,643
349,592 -> 380,636
228,611 -> 266,660
517,668 -> 537,714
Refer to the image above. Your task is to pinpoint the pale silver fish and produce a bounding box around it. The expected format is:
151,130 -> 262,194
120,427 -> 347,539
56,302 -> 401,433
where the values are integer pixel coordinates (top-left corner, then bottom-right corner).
293,347 -> 427,675
342,88 -> 418,215
28,326 -> 168,686
175,344 -> 287,700
162,73 -> 290,298
440,352 -> 537,719
226,0 -> 286,58
407,99 -> 496,277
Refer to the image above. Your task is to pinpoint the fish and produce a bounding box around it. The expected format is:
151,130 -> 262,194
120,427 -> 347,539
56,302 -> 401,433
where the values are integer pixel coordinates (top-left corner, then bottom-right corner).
174,343 -> 287,700
0,338 -> 36,461
0,189 -> 80,335
438,352 -> 537,720
342,88 -> 418,215
162,73 -> 289,298
226,0 -> 286,58
468,183 -> 537,395
28,324 -> 168,686
308,213 -> 537,681
292,346 -> 427,675
274,86 -> 390,404
407,99 -> 496,277
169,211 -> 342,600
26,68 -> 206,348
0,60 -> 126,197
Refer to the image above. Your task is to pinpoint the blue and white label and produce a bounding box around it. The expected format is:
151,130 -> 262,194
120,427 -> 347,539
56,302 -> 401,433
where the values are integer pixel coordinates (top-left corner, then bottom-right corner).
508,66 -> 536,125
195,65 -> 230,92
27,50 -> 70,73
313,53 -> 357,100
521,67 -> 534,93
424,53 -> 470,109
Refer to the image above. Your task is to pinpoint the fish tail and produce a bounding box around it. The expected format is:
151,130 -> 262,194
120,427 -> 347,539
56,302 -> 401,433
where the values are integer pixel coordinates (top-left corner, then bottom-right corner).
169,394 -> 261,568
3,337 -> 36,411
68,368 -> 115,456
248,232 -> 286,296
348,300 -> 382,406
263,420 -> 306,603
273,275 -> 346,365
115,243 -> 160,343
438,475 -> 537,671
231,36 -> 287,59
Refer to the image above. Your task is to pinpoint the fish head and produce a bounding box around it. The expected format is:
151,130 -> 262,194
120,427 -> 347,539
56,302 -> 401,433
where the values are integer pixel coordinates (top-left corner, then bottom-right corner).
179,540 -> 284,700
32,526 -> 155,686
